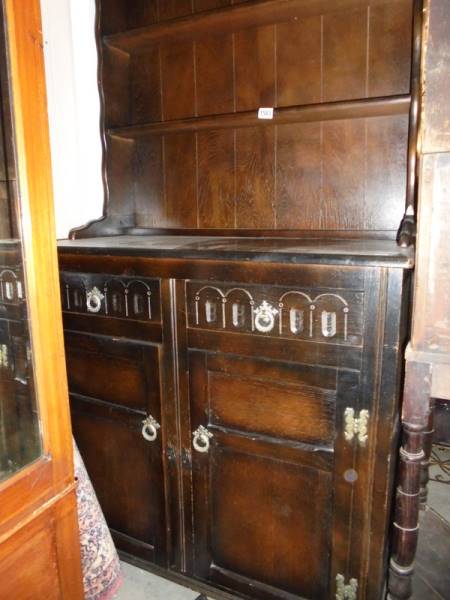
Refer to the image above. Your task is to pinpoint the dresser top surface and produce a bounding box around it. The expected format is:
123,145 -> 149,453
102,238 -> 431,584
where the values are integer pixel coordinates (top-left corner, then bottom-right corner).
58,235 -> 414,269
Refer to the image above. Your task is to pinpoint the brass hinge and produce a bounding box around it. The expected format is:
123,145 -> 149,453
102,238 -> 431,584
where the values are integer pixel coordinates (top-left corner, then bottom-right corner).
344,407 -> 370,445
336,574 -> 358,600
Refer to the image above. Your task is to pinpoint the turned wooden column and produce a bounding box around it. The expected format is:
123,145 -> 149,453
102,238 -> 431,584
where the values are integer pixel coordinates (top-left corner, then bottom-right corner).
388,0 -> 450,597
388,361 -> 431,600
419,400 -> 435,507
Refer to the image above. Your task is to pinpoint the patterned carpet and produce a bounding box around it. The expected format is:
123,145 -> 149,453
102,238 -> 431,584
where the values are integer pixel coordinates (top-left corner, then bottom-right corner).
74,442 -> 123,600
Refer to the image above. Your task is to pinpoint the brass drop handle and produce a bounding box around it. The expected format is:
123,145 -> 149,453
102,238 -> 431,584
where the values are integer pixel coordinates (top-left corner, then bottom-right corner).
192,425 -> 213,453
141,415 -> 160,442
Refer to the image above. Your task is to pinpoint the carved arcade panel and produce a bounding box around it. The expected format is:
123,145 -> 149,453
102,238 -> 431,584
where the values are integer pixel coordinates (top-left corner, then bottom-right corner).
60,273 -> 160,323
186,281 -> 364,346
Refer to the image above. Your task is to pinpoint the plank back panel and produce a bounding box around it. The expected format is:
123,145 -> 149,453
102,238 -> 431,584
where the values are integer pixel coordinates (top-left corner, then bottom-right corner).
129,114 -> 408,230
95,0 -> 415,236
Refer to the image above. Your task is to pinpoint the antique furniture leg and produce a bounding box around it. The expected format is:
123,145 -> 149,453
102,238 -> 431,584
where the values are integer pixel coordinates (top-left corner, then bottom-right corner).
420,399 -> 435,508
388,361 -> 432,600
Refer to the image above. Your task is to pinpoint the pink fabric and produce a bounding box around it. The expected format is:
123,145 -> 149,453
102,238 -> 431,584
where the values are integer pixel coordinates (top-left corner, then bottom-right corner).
73,442 -> 123,600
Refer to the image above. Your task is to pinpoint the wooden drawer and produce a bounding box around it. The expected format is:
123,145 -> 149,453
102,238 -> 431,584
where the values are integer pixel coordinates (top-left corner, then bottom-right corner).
60,271 -> 160,323
186,280 -> 364,347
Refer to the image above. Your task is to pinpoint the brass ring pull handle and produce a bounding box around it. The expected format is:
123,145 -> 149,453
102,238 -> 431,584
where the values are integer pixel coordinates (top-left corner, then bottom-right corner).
86,286 -> 104,313
142,415 -> 161,442
253,301 -> 278,333
192,425 -> 213,453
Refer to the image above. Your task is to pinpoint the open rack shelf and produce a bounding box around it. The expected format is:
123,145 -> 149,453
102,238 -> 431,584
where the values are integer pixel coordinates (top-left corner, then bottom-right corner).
108,94 -> 411,140
104,0 -> 405,53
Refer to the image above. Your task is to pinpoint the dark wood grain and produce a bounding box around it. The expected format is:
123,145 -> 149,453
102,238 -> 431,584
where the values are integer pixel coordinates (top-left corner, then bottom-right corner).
365,115 -> 409,230
188,350 -> 335,599
164,133 -> 197,227
234,25 -> 275,111
104,136 -> 135,218
399,0 -> 423,247
67,332 -> 168,566
98,0 -> 158,35
94,0 -> 415,237
368,2 -> 413,97
276,122 -> 321,229
208,371 -> 336,445
195,0 -> 231,11
235,126 -> 275,228
66,332 -> 161,412
130,49 -> 161,125
276,16 -> 322,107
134,137 -> 165,228
321,118 -> 365,230
58,244 -> 411,598
104,0 -> 408,53
102,45 -> 130,128
322,7 -> 367,102
161,41 -> 195,121
110,95 -> 410,139
197,129 -> 235,228
159,0 -> 193,22
196,34 -> 234,115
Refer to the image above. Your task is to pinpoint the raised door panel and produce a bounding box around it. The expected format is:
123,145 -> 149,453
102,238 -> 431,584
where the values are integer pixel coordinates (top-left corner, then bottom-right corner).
188,351 -> 359,599
0,509 -> 62,600
65,331 -> 167,565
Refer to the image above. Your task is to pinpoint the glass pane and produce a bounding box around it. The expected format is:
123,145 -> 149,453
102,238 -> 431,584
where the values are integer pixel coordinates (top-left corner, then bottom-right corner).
0,12 -> 42,482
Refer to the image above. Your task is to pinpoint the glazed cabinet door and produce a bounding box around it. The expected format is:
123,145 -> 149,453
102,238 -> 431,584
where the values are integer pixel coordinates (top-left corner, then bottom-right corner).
64,331 -> 167,565
187,350 -> 359,600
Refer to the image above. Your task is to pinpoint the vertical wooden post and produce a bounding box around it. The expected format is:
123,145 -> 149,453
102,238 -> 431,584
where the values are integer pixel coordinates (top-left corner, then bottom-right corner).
419,402 -> 435,507
397,0 -> 423,248
388,361 -> 432,600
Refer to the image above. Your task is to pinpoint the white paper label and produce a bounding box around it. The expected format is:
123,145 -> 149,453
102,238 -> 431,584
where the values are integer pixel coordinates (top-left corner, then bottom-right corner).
258,107 -> 274,120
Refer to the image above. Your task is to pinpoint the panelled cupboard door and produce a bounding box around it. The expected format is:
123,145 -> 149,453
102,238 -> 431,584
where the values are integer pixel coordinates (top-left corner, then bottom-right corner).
188,351 -> 359,600
64,331 -> 167,565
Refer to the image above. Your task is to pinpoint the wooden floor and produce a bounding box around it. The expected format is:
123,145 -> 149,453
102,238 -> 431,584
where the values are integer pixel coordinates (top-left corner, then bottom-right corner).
412,508 -> 450,599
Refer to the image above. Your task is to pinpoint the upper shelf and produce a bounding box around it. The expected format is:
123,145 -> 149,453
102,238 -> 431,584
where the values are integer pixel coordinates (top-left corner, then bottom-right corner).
108,95 -> 411,140
104,0 -> 402,53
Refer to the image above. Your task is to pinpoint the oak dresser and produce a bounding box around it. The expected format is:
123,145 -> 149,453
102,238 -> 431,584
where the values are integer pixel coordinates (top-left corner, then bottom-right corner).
58,1 -> 422,598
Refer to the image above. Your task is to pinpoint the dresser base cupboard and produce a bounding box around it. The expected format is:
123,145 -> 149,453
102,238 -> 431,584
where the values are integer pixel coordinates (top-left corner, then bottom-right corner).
58,239 -> 412,600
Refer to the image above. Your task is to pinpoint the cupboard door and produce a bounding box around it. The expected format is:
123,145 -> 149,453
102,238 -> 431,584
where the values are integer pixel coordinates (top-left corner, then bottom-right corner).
65,331 -> 167,565
188,351 -> 359,600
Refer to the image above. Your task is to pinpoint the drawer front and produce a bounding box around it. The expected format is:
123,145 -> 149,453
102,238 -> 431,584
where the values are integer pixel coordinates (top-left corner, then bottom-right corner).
186,280 -> 364,347
60,272 -> 161,323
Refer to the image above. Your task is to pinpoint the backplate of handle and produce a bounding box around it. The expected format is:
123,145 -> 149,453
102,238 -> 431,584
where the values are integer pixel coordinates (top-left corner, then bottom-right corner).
142,415 -> 160,442
192,425 -> 213,453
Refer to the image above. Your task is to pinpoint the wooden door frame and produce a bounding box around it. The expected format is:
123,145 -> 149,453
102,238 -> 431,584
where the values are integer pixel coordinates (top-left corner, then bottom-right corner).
0,5 -> 82,596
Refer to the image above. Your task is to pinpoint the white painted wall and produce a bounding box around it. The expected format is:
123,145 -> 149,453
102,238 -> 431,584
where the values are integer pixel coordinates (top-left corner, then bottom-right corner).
40,0 -> 103,239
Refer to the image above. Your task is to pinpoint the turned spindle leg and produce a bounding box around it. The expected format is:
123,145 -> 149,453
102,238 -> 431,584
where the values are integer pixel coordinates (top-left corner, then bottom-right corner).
387,361 -> 432,600
419,401 -> 435,508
